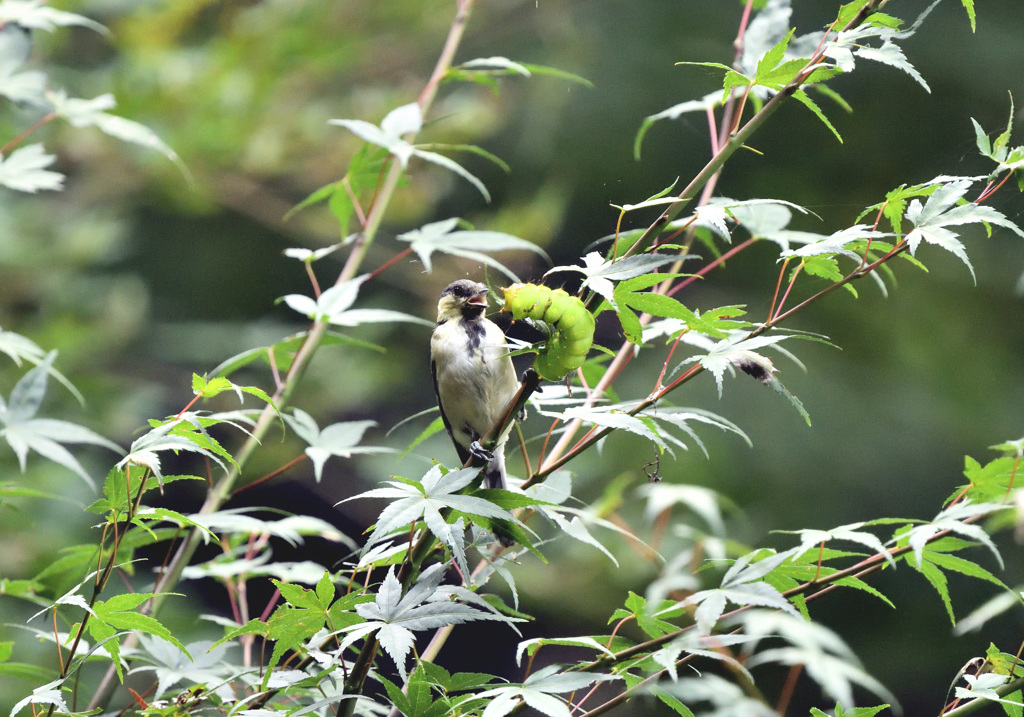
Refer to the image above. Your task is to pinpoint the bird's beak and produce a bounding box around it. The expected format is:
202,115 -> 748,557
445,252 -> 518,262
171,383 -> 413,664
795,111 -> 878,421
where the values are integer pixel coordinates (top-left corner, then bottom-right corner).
468,289 -> 489,307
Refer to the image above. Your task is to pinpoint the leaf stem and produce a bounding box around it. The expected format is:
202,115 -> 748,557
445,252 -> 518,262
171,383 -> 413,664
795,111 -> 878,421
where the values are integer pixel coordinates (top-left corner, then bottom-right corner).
667,237 -> 758,298
230,453 -> 309,497
0,113 -> 56,156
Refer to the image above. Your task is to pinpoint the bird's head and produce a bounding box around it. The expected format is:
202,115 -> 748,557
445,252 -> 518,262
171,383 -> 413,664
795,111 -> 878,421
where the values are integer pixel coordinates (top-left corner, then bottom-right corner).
437,280 -> 489,322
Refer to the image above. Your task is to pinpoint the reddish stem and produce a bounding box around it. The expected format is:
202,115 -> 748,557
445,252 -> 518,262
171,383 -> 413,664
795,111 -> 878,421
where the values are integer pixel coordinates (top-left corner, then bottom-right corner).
654,330 -> 687,392
976,170 -> 1013,203
1003,453 -> 1021,501
733,0 -> 756,54
667,237 -> 758,298
231,453 -> 309,497
368,246 -> 414,281
306,263 -> 322,298
536,417 -> 560,468
706,105 -> 721,155
771,262 -> 802,322
52,609 -> 65,673
341,176 -> 367,228
775,663 -> 804,715
1,113 -> 55,156
175,394 -> 201,421
268,346 -> 283,391
766,256 -> 791,320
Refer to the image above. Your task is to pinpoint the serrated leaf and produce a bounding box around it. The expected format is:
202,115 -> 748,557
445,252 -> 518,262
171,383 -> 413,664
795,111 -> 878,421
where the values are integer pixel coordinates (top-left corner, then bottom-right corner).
864,41 -> 929,91
87,593 -> 188,680
653,690 -> 696,717
548,252 -> 686,312
683,582 -> 798,635
827,1 -> 939,93
972,117 -> 993,158
904,179 -> 1024,283
397,218 -> 549,282
792,89 -> 843,143
192,374 -> 277,413
189,508 -> 352,547
476,665 -> 619,717
898,500 -> 1009,573
680,332 -> 814,424
754,28 -> 794,81
0,1 -> 107,33
411,147 -> 491,202
0,27 -> 45,107
9,678 -> 72,717
924,550 -> 1008,591
783,521 -> 897,570
331,102 -> 420,167
341,565 -> 515,681
832,576 -> 896,609
758,57 -> 810,89
960,0 -> 976,30
781,224 -> 889,262
342,465 -> 519,575
116,415 -> 235,486
284,410 -> 394,482
835,1 -> 871,31
282,274 -> 433,328
0,356 -> 123,487
615,303 -> 643,343
557,406 -> 669,453
634,91 -> 719,160
130,636 -> 237,700
0,143 -> 63,193
619,289 -> 692,322
721,69 -> 753,103
917,557 -> 956,623
48,91 -> 187,176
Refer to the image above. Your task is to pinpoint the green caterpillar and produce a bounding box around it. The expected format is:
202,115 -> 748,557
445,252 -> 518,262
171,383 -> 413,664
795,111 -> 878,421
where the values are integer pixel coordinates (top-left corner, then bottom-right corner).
502,283 -> 595,381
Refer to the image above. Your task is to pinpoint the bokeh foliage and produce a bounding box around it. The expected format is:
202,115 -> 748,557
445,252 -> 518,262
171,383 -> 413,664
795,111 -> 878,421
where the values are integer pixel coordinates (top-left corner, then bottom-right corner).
2,0 -> 1024,714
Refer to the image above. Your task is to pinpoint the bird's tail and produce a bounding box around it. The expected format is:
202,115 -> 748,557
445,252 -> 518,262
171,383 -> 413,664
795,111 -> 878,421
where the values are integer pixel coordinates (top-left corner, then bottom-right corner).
484,446 -> 507,490
483,446 -> 517,547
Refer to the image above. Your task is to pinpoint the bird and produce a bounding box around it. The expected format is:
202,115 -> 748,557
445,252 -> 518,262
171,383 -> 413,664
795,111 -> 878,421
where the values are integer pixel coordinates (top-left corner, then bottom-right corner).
430,279 -> 521,490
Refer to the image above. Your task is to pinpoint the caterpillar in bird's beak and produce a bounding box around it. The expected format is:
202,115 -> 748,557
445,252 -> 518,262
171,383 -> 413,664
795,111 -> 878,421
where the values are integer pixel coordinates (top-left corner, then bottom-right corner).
502,283 -> 596,381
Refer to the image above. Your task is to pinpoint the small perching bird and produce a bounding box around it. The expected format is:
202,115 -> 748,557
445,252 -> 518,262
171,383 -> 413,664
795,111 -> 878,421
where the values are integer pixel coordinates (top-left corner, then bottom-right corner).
430,279 -> 520,490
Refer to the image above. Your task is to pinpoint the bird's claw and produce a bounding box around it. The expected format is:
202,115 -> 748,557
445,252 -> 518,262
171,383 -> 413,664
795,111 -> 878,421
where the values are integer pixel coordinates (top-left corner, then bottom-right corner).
469,440 -> 493,464
521,369 -> 542,390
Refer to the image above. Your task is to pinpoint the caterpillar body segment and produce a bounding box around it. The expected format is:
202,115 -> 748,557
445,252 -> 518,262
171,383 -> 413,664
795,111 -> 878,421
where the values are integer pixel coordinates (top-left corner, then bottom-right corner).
502,283 -> 596,381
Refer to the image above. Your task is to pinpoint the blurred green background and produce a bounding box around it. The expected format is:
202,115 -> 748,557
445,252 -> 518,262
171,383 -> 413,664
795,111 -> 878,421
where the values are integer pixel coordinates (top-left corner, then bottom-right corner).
2,0 -> 1024,714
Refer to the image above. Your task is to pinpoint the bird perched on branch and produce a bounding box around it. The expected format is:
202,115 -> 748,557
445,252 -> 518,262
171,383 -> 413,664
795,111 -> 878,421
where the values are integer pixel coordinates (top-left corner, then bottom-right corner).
430,279 -> 520,490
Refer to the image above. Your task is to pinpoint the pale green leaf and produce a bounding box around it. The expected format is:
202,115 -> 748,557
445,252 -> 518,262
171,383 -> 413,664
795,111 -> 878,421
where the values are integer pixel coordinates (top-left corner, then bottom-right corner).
49,91 -> 188,177
412,147 -> 491,202
0,143 -> 62,193
792,89 -> 843,143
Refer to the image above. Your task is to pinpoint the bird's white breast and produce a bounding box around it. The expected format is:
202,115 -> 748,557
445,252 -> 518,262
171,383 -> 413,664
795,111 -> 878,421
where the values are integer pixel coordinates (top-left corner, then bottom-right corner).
431,317 -> 518,447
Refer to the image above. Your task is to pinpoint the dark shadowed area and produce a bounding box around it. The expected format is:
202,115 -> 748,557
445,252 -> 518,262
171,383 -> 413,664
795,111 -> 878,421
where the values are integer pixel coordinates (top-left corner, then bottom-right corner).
2,0 -> 1023,714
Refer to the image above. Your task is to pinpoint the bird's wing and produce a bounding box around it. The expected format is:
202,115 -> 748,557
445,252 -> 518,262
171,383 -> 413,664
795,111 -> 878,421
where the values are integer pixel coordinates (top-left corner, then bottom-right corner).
431,356 -> 471,466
